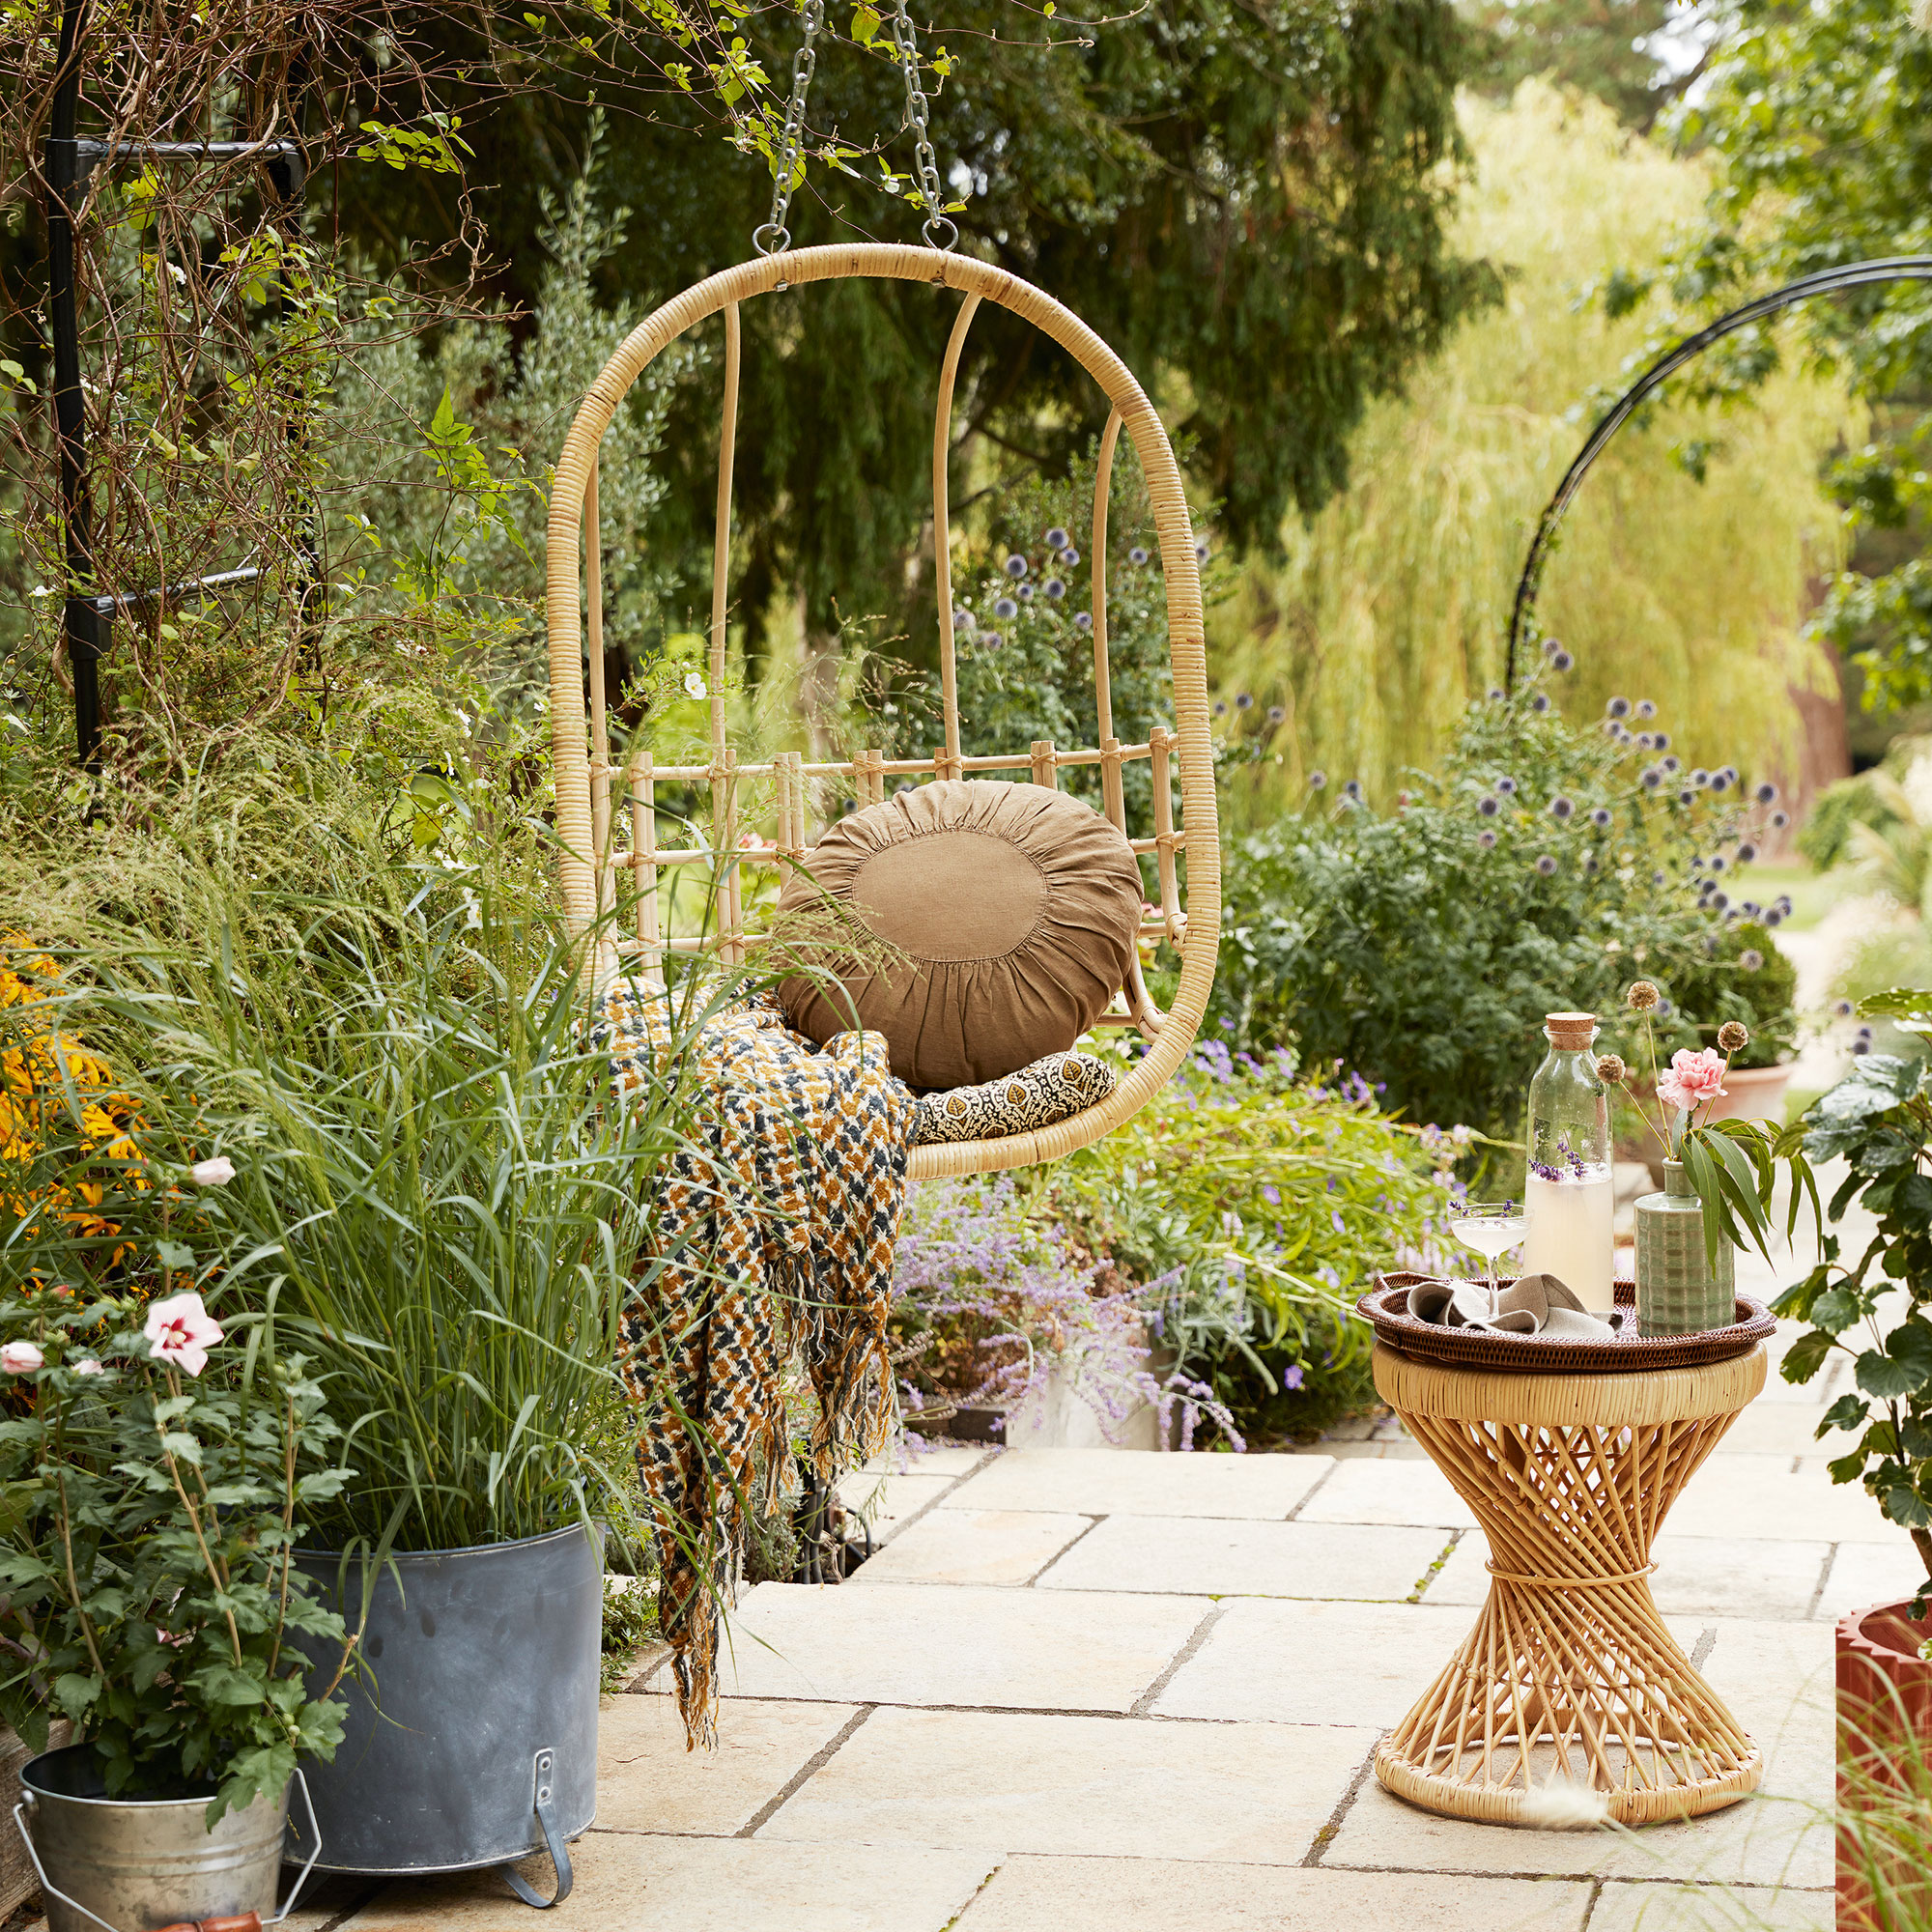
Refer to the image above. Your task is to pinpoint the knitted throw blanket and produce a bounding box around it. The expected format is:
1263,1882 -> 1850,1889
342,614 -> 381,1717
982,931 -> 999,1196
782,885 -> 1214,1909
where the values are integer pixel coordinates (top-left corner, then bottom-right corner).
602,984 -> 912,1747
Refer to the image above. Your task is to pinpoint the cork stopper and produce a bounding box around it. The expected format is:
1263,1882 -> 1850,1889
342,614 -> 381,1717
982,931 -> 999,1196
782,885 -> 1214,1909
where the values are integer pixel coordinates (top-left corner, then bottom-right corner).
1545,1011 -> 1598,1051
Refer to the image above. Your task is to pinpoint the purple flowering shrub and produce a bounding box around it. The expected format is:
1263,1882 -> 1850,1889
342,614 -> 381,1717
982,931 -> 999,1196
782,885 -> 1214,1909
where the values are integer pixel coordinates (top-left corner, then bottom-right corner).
890,1173 -> 1240,1451
1044,1040 -> 1465,1443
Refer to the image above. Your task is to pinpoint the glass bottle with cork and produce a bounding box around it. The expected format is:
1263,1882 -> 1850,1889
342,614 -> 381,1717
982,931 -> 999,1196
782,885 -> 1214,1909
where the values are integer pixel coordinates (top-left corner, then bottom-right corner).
1517,1010 -> 1615,1310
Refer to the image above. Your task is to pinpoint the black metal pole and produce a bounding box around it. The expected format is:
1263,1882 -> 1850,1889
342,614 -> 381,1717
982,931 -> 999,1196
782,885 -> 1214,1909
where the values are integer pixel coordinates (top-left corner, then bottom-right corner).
46,0 -> 103,768
1506,256 -> 1932,691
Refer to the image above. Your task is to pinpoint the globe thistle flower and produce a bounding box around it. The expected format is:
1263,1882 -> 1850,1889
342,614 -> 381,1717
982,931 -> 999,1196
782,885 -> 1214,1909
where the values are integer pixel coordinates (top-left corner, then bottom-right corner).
1496,775 -> 1519,795
1657,997 -> 1674,1015
1719,765 -> 1739,784
1606,696 -> 1631,719
1005,554 -> 1028,578
1309,770 -> 1327,790
1343,779 -> 1363,799
1739,950 -> 1763,972
1711,891 -> 1728,910
1718,1020 -> 1750,1053
1236,692 -> 1255,711
952,606 -> 973,631
1765,908 -> 1783,927
1755,781 -> 1778,805
1550,649 -> 1575,670
1488,687 -> 1506,701
1584,853 -> 1600,875
1627,980 -> 1662,1011
1477,829 -> 1497,850
1833,999 -> 1854,1017
980,630 -> 1004,650
1213,698 -> 1229,717
1709,772 -> 1730,793
1043,577 -> 1066,600
1736,841 -> 1756,863
1059,546 -> 1080,567
1701,932 -> 1719,954
1128,545 -> 1150,567
1596,1053 -> 1628,1083
1044,526 -> 1069,551
1535,854 -> 1558,876
994,595 -> 1018,619
1590,807 -> 1611,827
1652,733 -> 1670,753
1073,611 -> 1093,633
1691,856 -> 1706,871
1532,694 -> 1551,712
1771,810 -> 1789,830
1195,540 -> 1211,564
1549,796 -> 1575,820
1690,768 -> 1710,788
1542,637 -> 1563,660
1640,767 -> 1662,789
1741,900 -> 1761,918
1662,755 -> 1681,772
1677,789 -> 1695,807
1636,733 -> 1656,751
1853,1037 -> 1872,1055
1266,705 -> 1286,724
1709,854 -> 1727,873
1635,698 -> 1657,719
1651,869 -> 1664,886
1776,895 -> 1793,914
1017,582 -> 1036,602
1479,795 -> 1500,817
1858,1024 -> 1874,1041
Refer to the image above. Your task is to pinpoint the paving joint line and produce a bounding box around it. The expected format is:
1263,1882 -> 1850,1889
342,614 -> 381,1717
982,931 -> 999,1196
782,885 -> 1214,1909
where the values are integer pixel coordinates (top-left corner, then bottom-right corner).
1805,1542 -> 1836,1622
312,1886 -> 383,1931
1300,1732 -> 1382,1866
735,1702 -> 875,1837
1577,1874 -> 1605,1929
853,1449 -> 999,1549
1129,1603 -> 1225,1717
1283,1461 -> 1339,1522
1409,1525 -> 1465,1603
1021,1512 -> 1107,1587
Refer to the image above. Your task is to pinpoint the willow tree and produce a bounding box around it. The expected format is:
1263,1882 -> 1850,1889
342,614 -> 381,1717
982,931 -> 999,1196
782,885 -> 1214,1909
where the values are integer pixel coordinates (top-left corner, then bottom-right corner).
1208,83 -> 1860,822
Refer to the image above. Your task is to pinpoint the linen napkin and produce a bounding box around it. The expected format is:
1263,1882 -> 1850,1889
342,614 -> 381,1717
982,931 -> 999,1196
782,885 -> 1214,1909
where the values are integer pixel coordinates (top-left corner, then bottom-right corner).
1405,1271 -> 1627,1339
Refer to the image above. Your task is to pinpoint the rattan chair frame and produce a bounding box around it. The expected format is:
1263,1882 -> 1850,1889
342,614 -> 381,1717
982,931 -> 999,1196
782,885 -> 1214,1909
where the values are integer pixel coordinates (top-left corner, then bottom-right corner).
544,243 -> 1220,1179
1371,1344 -> 1768,1827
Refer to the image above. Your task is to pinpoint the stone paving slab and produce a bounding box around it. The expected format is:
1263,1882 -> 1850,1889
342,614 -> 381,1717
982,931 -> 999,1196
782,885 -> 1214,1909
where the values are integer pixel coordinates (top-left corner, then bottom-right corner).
1589,1880 -> 1832,1931
1151,1598 -> 1485,1727
853,1506 -> 1093,1585
1657,1454 -> 1895,1544
1707,1399 -> 1834,1457
759,1705 -> 1375,1864
338,1837 -> 1000,1931
947,1445 -> 1333,1518
953,1857 -> 1592,1930
594,1695 -> 859,1833
1033,1513 -> 1453,1602
832,1468 -> 956,1539
640,1579 -> 1208,1711
1422,1531 -> 1832,1622
1293,1456 -> 1479,1529
1816,1538 -> 1928,1622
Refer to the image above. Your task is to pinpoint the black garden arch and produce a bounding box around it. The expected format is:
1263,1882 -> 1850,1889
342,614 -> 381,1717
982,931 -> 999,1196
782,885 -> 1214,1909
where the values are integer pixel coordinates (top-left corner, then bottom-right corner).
1506,256 -> 1932,691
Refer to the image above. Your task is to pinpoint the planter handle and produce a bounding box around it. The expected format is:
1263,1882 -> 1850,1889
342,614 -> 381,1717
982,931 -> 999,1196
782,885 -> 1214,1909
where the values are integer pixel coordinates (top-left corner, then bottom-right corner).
13,1770 -> 319,1932
497,1749 -> 573,1910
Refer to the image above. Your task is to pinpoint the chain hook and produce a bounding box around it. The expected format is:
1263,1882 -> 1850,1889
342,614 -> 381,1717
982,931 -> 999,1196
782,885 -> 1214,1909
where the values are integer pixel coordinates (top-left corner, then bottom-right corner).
890,0 -> 957,254
754,0 -> 825,284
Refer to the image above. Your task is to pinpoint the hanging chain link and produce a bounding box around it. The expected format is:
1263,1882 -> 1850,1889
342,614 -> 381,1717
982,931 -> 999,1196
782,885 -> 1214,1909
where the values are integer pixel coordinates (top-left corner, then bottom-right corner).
891,0 -> 956,250
753,0 -> 824,257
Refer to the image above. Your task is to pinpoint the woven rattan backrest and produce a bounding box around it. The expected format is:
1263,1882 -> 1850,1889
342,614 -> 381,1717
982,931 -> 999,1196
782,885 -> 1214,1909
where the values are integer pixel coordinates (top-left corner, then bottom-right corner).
545,243 -> 1219,1177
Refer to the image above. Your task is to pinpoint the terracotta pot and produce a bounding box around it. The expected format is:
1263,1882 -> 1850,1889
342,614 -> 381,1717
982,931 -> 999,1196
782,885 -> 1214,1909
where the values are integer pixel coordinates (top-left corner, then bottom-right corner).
1700,1062 -> 1794,1125
1836,1597 -> 1932,1931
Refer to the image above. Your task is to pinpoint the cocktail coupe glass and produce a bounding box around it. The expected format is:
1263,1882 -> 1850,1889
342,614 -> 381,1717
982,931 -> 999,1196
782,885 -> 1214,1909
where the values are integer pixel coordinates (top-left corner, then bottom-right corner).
1446,1201 -> 1531,1319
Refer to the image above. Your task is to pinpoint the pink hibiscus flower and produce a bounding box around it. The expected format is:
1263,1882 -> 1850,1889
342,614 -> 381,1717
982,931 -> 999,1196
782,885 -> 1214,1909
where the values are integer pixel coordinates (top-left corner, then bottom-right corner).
143,1292 -> 224,1378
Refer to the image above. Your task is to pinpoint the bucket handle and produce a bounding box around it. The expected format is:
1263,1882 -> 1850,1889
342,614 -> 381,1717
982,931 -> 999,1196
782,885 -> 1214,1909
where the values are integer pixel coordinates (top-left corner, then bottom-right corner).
13,1769 -> 320,1932
497,1748 -> 573,1910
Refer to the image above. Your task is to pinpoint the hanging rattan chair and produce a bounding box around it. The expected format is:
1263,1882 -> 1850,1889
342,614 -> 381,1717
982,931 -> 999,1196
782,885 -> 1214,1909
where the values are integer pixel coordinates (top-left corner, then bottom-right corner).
544,242 -> 1219,1178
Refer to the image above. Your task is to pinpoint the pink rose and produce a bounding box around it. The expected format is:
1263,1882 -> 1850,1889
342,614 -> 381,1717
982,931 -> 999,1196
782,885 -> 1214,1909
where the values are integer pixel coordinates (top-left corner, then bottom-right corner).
1,1342 -> 43,1375
142,1292 -> 224,1378
1657,1047 -> 1728,1116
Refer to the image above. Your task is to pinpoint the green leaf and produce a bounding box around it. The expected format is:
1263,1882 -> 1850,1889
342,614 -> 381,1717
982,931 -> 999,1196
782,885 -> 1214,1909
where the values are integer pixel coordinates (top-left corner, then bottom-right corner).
1828,1449 -> 1868,1484
191,1663 -> 266,1707
156,1241 -> 194,1269
1819,1392 -> 1870,1435
850,3 -> 880,43
53,1672 -> 99,1719
1857,1349 -> 1925,1401
1780,1327 -> 1834,1384
1809,1288 -> 1862,1334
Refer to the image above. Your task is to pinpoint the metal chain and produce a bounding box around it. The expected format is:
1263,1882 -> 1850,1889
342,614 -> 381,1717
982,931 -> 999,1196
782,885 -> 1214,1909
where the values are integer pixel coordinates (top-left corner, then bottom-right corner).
753,0 -> 824,258
890,0 -> 956,250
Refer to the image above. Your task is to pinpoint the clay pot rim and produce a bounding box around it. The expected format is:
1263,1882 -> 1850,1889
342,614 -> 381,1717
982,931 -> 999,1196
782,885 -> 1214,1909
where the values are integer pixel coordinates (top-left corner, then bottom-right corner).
1837,1596 -> 1932,1667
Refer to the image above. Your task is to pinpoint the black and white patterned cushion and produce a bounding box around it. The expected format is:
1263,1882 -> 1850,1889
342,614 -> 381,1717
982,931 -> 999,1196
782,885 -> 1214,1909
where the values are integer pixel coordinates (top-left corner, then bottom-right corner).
911,1050 -> 1119,1146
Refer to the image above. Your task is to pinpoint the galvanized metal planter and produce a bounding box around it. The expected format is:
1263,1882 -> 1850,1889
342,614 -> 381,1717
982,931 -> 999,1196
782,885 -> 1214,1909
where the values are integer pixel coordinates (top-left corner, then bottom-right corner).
1635,1158 -> 1736,1336
13,1744 -> 319,1932
290,1522 -> 601,1908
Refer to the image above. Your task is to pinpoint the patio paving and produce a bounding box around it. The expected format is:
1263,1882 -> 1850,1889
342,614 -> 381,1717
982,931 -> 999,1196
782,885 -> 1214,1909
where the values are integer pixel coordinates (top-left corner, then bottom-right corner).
219,1201 -> 1897,1932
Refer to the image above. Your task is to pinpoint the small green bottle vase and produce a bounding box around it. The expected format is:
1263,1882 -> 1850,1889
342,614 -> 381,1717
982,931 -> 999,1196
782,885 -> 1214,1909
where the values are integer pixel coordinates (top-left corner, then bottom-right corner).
1634,1158 -> 1736,1336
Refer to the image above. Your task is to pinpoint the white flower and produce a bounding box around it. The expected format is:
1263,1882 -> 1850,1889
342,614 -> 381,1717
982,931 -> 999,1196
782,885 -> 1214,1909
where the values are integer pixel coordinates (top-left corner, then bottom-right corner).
1518,1779 -> 1610,1830
2,1342 -> 43,1375
73,1357 -> 104,1377
683,672 -> 708,701
143,1292 -> 224,1378
188,1155 -> 236,1187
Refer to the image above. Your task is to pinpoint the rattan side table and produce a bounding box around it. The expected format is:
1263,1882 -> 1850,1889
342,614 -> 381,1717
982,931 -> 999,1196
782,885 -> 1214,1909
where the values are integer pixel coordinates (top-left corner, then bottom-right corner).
1372,1341 -> 1768,1826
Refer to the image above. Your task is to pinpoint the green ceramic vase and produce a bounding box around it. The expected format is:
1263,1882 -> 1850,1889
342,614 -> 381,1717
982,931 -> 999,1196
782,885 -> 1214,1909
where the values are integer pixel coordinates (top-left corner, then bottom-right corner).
1634,1157 -> 1735,1336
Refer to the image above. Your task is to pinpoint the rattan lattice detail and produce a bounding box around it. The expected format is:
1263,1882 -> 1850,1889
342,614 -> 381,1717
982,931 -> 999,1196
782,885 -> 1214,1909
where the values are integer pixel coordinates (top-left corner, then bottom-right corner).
1373,1345 -> 1767,1827
544,244 -> 1221,1178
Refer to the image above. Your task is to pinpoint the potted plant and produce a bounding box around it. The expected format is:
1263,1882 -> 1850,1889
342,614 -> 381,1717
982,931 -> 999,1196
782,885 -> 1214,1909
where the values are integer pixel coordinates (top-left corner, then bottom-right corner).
1658,919 -> 1802,1125
20,866 -> 694,1909
0,1277 -> 349,1932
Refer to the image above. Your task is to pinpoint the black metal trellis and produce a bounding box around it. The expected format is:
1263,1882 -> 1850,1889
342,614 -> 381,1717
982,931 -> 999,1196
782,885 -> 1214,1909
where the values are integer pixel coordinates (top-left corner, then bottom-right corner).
44,0 -> 312,768
1506,256 -> 1932,691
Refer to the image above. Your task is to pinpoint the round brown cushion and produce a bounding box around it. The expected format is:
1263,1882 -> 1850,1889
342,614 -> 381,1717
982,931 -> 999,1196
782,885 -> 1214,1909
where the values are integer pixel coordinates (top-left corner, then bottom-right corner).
774,780 -> 1143,1090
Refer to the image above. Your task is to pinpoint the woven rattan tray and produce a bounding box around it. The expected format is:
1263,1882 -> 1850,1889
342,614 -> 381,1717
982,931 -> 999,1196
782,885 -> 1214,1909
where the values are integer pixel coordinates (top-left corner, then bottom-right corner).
1361,1272 -> 1774,1375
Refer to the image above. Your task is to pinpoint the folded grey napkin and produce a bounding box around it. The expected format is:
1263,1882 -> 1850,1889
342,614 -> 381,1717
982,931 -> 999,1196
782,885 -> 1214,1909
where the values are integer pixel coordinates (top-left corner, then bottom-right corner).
1405,1271 -> 1626,1339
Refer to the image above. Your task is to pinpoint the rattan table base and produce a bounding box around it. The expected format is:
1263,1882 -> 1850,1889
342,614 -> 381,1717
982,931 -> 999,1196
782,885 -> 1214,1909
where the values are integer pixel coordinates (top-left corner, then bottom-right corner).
1372,1343 -> 1768,1827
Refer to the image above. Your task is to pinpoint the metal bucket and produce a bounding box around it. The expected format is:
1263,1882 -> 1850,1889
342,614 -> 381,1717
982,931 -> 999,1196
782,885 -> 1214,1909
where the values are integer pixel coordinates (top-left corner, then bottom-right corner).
290,1521 -> 601,1901
14,1746 -> 317,1932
